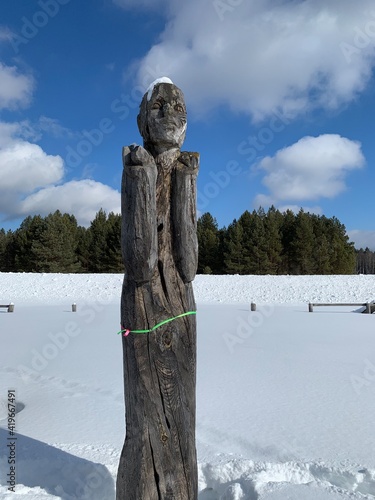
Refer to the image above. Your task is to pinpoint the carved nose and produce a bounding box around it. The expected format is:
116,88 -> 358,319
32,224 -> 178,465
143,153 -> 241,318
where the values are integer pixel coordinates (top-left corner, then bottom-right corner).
163,103 -> 173,116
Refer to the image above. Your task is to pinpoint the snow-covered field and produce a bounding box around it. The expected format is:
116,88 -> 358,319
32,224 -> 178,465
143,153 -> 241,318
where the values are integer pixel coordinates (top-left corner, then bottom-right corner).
1,273 -> 375,499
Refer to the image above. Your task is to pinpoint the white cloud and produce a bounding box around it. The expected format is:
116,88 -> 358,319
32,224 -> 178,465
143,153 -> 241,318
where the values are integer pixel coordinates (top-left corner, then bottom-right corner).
0,62 -> 34,110
0,141 -> 63,193
0,121 -> 120,226
0,121 -> 63,195
3,116 -> 79,142
0,121 -> 64,218
36,116 -> 78,139
0,57 -> 118,227
0,122 -> 23,147
347,230 -> 375,251
126,0 -> 375,121
253,193 -> 323,214
277,205 -> 323,216
18,180 -> 121,227
0,120 -> 51,146
254,134 -> 365,205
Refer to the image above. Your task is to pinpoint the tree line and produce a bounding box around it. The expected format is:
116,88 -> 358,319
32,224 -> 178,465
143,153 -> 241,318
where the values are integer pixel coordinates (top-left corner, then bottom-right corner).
356,247 -> 375,274
0,207 -> 372,274
198,207 -> 359,275
0,209 -> 123,273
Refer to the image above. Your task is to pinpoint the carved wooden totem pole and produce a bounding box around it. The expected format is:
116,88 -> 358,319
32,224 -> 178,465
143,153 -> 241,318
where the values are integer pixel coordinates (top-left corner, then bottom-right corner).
116,78 -> 199,500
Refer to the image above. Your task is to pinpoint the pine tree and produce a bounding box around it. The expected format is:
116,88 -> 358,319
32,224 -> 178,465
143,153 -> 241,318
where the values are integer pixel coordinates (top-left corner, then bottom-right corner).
0,230 -> 16,272
238,209 -> 269,274
237,210 -> 253,273
292,209 -> 315,274
0,229 -> 6,271
13,215 -> 46,271
364,248 -> 375,273
76,226 -> 91,272
197,213 -> 220,274
88,208 -> 109,273
325,217 -> 355,274
31,211 -> 81,272
280,209 -> 297,274
264,206 -> 283,274
312,215 -> 331,274
104,212 -> 124,273
223,220 -> 245,274
356,248 -> 375,274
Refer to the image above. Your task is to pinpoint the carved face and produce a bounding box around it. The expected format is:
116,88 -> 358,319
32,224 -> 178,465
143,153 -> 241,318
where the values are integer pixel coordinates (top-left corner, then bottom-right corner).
138,83 -> 187,150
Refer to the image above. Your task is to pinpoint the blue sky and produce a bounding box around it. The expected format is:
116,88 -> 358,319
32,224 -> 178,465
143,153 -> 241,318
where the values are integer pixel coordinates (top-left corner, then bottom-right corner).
1,0 -> 375,249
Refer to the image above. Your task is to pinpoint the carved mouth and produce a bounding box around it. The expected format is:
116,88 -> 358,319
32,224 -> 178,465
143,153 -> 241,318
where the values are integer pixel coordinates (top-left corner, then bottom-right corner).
159,118 -> 179,127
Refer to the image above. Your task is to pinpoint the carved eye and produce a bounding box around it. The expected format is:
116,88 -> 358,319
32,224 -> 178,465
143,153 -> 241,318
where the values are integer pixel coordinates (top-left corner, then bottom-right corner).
152,101 -> 163,110
175,104 -> 185,113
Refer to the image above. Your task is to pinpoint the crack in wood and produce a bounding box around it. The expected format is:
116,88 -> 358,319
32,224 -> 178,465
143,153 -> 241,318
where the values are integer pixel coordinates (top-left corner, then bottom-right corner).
149,432 -> 162,500
117,80 -> 198,500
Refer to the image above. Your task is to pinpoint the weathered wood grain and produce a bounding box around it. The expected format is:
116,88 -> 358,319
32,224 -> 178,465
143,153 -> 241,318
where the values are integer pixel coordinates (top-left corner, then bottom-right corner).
117,82 -> 199,500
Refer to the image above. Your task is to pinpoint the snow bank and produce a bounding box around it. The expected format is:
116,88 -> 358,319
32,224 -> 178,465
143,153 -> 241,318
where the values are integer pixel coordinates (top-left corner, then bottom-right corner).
1,273 -> 375,305
1,274 -> 375,499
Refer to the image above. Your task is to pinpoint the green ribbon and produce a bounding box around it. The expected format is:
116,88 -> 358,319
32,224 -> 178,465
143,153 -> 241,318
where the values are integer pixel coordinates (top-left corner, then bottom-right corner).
117,311 -> 197,336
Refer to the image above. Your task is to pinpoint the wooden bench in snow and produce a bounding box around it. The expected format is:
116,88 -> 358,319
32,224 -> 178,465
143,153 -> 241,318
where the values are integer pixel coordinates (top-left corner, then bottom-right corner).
308,302 -> 375,314
0,303 -> 14,312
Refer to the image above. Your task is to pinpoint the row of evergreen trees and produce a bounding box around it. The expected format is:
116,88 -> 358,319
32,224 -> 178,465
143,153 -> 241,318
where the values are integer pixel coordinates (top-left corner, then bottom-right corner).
0,209 -> 123,273
0,207 -> 371,274
356,247 -> 375,274
198,207 -> 357,275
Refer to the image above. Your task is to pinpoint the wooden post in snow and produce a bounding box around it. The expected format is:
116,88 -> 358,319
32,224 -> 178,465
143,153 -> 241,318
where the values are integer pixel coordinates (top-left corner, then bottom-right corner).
116,78 -> 199,499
